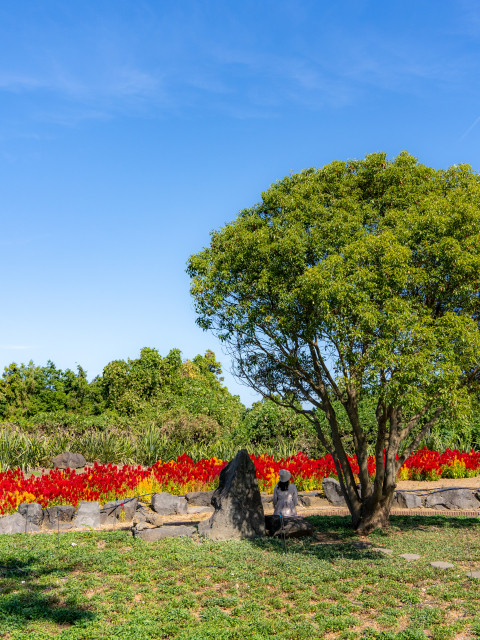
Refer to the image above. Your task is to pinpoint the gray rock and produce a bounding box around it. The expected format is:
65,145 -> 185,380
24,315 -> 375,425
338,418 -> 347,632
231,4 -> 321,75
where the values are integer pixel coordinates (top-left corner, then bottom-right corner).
198,449 -> 265,540
372,547 -> 393,554
0,512 -> 40,534
264,515 -> 313,538
261,495 -> 274,504
425,489 -> 478,510
431,561 -> 454,569
43,505 -> 76,525
132,507 -> 154,524
151,493 -> 188,516
399,554 -> 420,561
51,452 -> 86,469
395,492 -> 421,509
185,490 -> 215,507
187,506 -> 214,514
298,495 -> 311,507
443,489 -> 479,510
425,493 -> 447,509
44,521 -> 73,531
133,525 -> 196,541
474,490 -> 480,502
322,478 -> 347,506
100,512 -> 117,527
133,521 -> 153,532
102,498 -> 138,521
18,502 -> 44,526
73,501 -> 101,529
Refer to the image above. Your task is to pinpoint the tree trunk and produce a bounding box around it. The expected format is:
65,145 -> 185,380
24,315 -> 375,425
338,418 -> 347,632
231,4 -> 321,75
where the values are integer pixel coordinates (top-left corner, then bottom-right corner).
351,491 -> 396,536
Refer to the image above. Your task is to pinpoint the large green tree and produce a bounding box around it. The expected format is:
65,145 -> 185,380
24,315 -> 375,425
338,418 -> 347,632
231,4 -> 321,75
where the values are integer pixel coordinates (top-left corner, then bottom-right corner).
188,152 -> 480,534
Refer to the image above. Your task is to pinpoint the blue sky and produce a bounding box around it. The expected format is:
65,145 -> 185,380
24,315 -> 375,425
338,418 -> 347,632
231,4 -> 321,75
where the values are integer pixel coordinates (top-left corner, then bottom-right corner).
1,0 -> 480,405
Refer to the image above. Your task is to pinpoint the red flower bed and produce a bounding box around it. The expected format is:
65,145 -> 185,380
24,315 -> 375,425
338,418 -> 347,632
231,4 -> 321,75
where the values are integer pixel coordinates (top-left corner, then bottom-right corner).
0,448 -> 479,515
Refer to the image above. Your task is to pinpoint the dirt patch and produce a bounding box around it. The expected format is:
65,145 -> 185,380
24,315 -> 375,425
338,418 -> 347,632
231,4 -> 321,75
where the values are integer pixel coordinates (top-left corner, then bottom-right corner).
396,476 -> 480,490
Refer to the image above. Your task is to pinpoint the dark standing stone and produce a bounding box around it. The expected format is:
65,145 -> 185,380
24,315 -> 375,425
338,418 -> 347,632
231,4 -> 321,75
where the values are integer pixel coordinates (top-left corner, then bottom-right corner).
198,449 -> 265,540
185,490 -> 215,506
18,502 -> 44,526
51,452 -> 86,469
102,498 -> 138,521
264,515 -> 313,538
395,492 -> 421,509
322,478 -> 347,506
151,493 -> 188,516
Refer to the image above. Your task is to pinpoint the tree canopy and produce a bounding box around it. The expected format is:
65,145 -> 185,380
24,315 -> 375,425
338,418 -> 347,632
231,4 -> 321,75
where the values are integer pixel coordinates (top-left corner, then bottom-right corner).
0,348 -> 243,436
188,151 -> 480,532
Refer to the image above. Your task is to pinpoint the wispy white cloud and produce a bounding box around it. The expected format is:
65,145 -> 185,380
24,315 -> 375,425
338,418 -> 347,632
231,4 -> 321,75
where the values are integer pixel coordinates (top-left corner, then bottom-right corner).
0,2 -> 477,123
0,345 -> 31,350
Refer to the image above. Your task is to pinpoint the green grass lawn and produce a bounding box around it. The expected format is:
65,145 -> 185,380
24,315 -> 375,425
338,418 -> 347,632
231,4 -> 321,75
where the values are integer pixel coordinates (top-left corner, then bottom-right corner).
0,515 -> 479,640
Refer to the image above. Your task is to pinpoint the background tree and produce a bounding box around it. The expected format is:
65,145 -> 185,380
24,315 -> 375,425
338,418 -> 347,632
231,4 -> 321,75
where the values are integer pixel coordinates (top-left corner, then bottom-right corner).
188,151 -> 480,534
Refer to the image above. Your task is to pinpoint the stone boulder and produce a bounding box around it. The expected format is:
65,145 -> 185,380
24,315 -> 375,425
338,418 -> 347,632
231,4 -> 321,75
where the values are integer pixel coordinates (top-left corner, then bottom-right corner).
73,501 -> 101,529
426,489 -> 479,510
442,489 -> 479,510
100,512 -> 117,527
151,493 -> 188,516
18,502 -> 44,526
0,512 -> 40,534
187,506 -> 214,514
322,478 -> 347,506
394,491 -> 421,509
265,515 -> 313,538
425,493 -> 447,509
185,490 -> 215,507
133,508 -> 164,527
43,505 -> 76,527
133,525 -> 196,541
198,449 -> 265,540
102,498 -> 138,521
51,452 -> 86,469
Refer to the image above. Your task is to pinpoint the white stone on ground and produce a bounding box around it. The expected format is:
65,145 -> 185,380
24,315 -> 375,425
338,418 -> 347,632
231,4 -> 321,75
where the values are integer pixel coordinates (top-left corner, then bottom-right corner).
372,547 -> 393,554
399,553 -> 420,561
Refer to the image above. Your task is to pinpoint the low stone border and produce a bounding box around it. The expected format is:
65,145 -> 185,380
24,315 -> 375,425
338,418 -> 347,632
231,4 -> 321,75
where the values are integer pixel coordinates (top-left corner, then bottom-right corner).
301,508 -> 480,517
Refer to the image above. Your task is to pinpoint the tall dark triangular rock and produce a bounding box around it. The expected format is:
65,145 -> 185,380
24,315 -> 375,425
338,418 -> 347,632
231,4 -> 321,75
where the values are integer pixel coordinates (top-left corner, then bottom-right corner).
198,449 -> 265,540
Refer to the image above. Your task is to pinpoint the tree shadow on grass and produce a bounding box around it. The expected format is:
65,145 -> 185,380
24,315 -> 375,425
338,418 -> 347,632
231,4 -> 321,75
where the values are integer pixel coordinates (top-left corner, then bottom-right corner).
252,514 -> 480,563
0,550 -> 95,633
